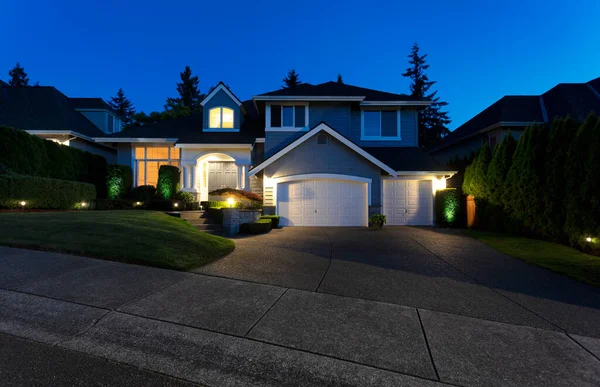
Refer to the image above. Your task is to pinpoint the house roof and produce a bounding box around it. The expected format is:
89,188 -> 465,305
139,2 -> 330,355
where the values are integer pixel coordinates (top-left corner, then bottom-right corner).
363,147 -> 450,172
429,76 -> 600,153
0,80 -> 8,87
69,97 -> 120,116
99,100 -> 264,144
254,81 -> 427,103
200,82 -> 243,107
0,86 -> 106,138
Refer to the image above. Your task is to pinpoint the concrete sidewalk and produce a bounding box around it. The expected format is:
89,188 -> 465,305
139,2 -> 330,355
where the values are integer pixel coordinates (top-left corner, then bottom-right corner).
1,246 -> 599,386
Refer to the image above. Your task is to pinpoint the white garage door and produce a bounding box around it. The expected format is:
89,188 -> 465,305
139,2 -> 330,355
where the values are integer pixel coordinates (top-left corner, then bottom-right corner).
278,179 -> 368,226
383,180 -> 433,225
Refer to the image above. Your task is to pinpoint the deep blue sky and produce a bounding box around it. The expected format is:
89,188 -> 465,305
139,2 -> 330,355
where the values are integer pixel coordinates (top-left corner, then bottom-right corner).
2,0 -> 598,129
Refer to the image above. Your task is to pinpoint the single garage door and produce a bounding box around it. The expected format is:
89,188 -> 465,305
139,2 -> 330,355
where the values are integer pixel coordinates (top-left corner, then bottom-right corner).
383,180 -> 433,225
278,179 -> 368,226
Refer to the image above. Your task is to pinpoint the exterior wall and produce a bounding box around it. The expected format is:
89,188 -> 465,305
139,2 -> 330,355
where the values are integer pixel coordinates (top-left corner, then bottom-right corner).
263,134 -> 383,207
252,142 -> 265,166
222,208 -> 261,235
264,103 -> 420,157
69,138 -> 117,164
116,143 -> 133,167
78,111 -> 107,133
202,89 -> 240,130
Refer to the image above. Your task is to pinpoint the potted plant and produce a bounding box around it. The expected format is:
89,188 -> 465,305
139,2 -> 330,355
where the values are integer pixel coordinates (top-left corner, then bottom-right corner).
369,214 -> 386,229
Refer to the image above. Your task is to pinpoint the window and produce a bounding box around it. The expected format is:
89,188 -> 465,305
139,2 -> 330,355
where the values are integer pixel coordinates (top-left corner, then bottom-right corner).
269,104 -> 307,129
134,147 -> 180,187
361,110 -> 401,140
209,107 -> 234,129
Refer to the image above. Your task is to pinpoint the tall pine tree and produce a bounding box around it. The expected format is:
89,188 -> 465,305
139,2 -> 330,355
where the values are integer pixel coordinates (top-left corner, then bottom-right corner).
402,43 -> 450,148
8,62 -> 29,86
337,74 -> 344,84
108,88 -> 136,127
165,66 -> 203,113
282,69 -> 302,88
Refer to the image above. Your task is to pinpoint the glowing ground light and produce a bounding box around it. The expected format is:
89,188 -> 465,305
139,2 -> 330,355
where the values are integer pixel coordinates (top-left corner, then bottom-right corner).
227,198 -> 234,207
136,202 -> 141,206
586,237 -> 593,243
174,203 -> 179,208
20,201 -> 26,207
81,202 -> 87,207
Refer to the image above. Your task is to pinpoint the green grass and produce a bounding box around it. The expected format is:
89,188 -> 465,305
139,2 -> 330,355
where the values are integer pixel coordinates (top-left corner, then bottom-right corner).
0,210 -> 234,271
464,230 -> 600,287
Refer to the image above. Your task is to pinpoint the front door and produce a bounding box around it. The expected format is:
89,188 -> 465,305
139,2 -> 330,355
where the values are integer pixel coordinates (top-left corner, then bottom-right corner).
208,162 -> 238,192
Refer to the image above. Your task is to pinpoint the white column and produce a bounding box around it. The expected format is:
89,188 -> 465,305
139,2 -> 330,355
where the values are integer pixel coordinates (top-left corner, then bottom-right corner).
236,165 -> 242,189
182,166 -> 188,189
190,165 -> 196,190
242,165 -> 249,190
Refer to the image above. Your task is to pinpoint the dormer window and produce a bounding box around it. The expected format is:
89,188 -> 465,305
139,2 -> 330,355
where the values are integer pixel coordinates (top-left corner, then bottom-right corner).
209,107 -> 234,129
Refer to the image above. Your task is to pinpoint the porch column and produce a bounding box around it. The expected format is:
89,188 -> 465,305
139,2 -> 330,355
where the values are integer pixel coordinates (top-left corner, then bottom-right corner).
241,165 -> 249,190
190,165 -> 196,189
182,166 -> 188,188
236,165 -> 242,189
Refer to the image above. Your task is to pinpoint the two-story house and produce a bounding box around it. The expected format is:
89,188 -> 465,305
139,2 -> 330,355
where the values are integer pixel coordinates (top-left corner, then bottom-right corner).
96,82 -> 455,227
0,82 -> 119,163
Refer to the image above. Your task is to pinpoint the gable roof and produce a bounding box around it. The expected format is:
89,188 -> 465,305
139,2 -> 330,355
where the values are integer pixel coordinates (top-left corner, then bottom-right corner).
249,122 -> 398,177
429,76 -> 600,153
254,81 -> 429,104
0,86 -> 106,138
96,100 -> 264,144
200,82 -> 243,107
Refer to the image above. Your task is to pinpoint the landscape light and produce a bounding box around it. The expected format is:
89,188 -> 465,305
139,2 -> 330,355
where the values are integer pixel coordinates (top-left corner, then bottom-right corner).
20,201 -> 26,207
174,202 -> 179,208
227,198 -> 234,208
81,202 -> 87,207
586,237 -> 592,243
136,202 -> 141,206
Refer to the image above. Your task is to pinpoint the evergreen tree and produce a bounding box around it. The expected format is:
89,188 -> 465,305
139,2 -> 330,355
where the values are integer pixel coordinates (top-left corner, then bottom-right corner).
337,74 -> 344,84
402,43 -> 451,148
165,66 -> 203,112
464,143 -> 491,199
581,117 -> 600,253
565,114 -> 598,247
282,69 -> 302,88
108,88 -> 136,126
8,62 -> 29,86
486,134 -> 517,206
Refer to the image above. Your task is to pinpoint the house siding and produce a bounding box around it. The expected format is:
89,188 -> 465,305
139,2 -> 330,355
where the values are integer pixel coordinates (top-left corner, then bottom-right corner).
116,143 -> 133,168
308,102 -> 350,137
349,107 -> 418,147
203,89 -> 240,129
265,131 -> 305,157
70,138 -> 116,164
264,134 -> 383,207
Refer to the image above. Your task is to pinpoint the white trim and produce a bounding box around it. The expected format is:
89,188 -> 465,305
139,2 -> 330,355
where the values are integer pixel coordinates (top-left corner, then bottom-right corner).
26,130 -> 116,150
360,110 -> 402,141
175,143 -> 253,149
200,83 -> 242,107
386,171 -> 458,177
254,96 -> 365,102
360,101 -> 432,106
255,138 -> 265,143
265,102 -> 309,131
249,123 -> 397,177
93,137 -> 178,143
273,174 -> 373,206
203,128 -> 240,133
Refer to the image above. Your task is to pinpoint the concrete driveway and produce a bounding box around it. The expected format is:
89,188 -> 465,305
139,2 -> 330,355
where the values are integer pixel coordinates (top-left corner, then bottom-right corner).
196,226 -> 600,338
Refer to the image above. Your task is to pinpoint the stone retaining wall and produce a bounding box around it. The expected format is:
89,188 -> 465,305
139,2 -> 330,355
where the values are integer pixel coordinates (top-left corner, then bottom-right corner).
222,208 -> 262,235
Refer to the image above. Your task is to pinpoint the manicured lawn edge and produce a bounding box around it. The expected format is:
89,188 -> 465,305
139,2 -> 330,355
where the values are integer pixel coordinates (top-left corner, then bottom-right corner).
464,230 -> 600,287
0,211 -> 235,271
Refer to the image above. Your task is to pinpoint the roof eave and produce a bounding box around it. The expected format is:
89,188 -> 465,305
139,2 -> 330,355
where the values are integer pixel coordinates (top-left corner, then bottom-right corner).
93,137 -> 178,143
360,101 -> 431,106
252,96 -> 366,102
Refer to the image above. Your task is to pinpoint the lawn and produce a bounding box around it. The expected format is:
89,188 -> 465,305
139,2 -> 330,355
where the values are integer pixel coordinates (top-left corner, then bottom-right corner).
0,210 -> 234,271
465,230 -> 600,287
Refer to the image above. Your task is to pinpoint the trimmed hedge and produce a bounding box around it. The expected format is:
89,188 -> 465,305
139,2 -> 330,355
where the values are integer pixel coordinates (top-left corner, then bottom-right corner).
207,208 -> 224,225
157,165 -> 180,199
0,174 -> 96,209
209,188 -> 263,202
0,126 -> 108,197
107,165 -> 133,199
94,198 -> 136,210
260,215 -> 280,228
435,189 -> 461,227
240,219 -> 272,234
130,185 -> 156,202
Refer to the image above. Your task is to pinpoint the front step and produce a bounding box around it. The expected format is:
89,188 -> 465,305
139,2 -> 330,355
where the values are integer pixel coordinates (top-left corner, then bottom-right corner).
192,223 -> 223,231
187,218 -> 215,225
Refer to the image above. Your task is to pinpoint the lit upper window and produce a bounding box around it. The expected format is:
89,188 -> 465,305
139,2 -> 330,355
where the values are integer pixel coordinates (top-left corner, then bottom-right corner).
209,107 -> 234,129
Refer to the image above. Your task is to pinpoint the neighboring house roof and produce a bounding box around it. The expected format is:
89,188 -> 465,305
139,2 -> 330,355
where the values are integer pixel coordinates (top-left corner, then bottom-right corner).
98,100 -> 264,145
0,86 -> 107,138
0,80 -> 8,87
254,81 -> 428,104
69,97 -> 120,117
429,76 -> 600,153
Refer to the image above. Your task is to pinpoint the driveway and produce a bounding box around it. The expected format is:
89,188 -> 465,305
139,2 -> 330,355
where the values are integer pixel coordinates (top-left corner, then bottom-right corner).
196,226 -> 600,338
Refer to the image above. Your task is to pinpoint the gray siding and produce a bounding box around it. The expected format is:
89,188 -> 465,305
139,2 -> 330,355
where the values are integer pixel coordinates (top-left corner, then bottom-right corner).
116,143 -> 133,168
264,134 -> 383,206
203,89 -> 240,129
349,107 -> 418,147
308,102 -> 350,137
265,131 -> 305,157
69,138 -> 116,164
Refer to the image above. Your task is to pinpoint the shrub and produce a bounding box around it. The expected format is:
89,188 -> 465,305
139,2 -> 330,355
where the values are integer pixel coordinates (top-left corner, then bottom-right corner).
209,188 -> 263,202
486,135 -> 517,206
130,185 -> 156,202
200,200 -> 242,209
0,174 -> 96,209
106,165 -> 133,199
207,208 -> 224,225
239,219 -> 272,234
463,143 -> 491,198
156,165 -> 180,199
173,191 -> 199,210
435,189 -> 461,226
0,126 -> 108,197
369,214 -> 386,226
260,215 -> 280,228
147,199 -> 175,211
94,198 -> 135,210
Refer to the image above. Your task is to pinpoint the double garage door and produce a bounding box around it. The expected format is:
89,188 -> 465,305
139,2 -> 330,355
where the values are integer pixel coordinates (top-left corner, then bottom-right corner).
276,178 -> 433,227
277,179 -> 368,226
383,180 -> 433,225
